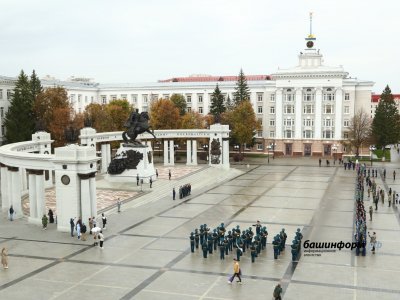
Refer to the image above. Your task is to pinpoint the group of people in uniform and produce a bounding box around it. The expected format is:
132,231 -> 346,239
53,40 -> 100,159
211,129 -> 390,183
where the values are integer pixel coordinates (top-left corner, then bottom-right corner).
179,184 -> 192,199
189,221 -> 303,263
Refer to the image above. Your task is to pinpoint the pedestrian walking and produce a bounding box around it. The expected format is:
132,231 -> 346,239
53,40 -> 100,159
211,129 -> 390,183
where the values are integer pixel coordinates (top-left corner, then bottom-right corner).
9,205 -> 14,221
168,169 -> 171,180
76,221 -> 81,239
70,218 -> 75,237
136,174 -> 139,186
98,231 -> 105,249
1,247 -> 8,269
81,222 -> 87,241
393,170 -> 396,181
396,193 -> 399,205
319,158 -> 321,167
173,187 -> 176,200
273,283 -> 283,300
117,198 -> 121,213
41,214 -> 48,230
228,258 -> 242,284
48,209 -> 54,223
101,213 -> 107,230
369,206 -> 373,221
156,169 -> 158,178
89,218 -> 94,234
368,231 -> 377,253
149,177 -> 153,188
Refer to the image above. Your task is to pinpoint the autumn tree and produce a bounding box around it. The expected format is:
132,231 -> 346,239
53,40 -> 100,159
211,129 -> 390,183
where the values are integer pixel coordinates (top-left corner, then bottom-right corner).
84,103 -> 109,132
371,85 -> 400,150
4,70 -> 41,143
105,99 -> 133,131
233,69 -> 250,106
223,100 -> 260,153
180,111 -> 205,129
209,84 -> 225,123
149,98 -> 180,129
348,109 -> 372,157
34,86 -> 72,147
170,93 -> 187,116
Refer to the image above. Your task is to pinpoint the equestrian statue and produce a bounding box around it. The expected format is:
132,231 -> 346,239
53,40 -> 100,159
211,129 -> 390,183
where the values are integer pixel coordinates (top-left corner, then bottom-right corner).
122,109 -> 156,144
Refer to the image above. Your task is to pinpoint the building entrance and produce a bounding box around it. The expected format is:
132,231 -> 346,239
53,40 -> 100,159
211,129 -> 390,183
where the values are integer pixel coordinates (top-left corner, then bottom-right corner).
285,143 -> 292,156
304,144 -> 311,156
324,144 -> 332,156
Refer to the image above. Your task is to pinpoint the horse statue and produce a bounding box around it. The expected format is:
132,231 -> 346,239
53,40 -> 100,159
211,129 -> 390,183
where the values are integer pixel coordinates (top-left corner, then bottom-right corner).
122,110 -> 156,144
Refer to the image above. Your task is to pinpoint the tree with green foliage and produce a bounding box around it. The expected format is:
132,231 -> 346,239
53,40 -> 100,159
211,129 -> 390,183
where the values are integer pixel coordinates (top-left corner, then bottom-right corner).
170,93 -> 187,116
209,84 -> 225,123
371,85 -> 400,150
233,69 -> 250,106
4,70 -> 37,143
30,70 -> 43,102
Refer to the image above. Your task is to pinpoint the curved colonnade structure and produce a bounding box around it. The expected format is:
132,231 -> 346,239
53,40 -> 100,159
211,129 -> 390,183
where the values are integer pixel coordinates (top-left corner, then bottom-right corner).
0,124 -> 230,232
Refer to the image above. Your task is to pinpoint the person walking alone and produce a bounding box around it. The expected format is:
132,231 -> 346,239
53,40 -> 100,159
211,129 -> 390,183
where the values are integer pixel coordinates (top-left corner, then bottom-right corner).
9,205 -> 14,221
394,170 -> 396,181
101,213 -> 107,230
117,198 -> 121,213
70,218 -> 75,237
228,258 -> 242,284
168,169 -> 171,180
173,187 -> 176,200
42,214 -> 48,230
369,206 -> 373,221
368,231 -> 377,254
1,247 -> 8,269
98,230 -> 105,249
273,283 -> 283,300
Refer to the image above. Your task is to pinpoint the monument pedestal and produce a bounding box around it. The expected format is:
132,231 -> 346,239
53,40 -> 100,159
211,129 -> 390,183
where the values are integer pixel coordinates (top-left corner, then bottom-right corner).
107,143 -> 156,183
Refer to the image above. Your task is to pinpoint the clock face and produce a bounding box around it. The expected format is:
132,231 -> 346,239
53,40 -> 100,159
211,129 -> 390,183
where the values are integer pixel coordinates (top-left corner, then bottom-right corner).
306,41 -> 314,48
61,175 -> 70,185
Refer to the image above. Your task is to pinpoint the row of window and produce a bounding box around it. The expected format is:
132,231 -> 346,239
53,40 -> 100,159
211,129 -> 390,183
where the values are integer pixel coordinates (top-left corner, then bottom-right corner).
260,105 -> 351,115
265,130 -> 335,139
268,118 -> 350,127
70,94 -> 94,104
0,89 -> 13,100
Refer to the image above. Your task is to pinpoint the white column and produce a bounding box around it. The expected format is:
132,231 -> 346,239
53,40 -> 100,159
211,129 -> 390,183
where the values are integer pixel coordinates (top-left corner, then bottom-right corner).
21,168 -> 28,191
80,178 -> 91,222
28,173 -> 37,218
335,88 -> 343,140
10,168 -> 22,218
275,89 -> 283,139
192,140 -> 198,165
89,176 -> 97,218
7,169 -> 13,212
163,140 -> 169,165
1,166 -> 9,211
36,171 -> 45,218
106,144 -> 111,168
101,144 -> 108,173
222,139 -> 230,168
295,88 -> 302,139
186,140 -> 192,165
315,88 -> 323,139
169,140 -> 175,166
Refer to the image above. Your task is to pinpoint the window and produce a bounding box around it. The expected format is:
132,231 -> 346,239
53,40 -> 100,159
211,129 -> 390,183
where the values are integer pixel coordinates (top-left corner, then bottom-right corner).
323,91 -> 335,101
270,94 -> 275,102
187,107 -> 191,112
198,107 -> 203,114
257,93 -> 263,102
78,95 -> 81,102
163,94 -> 170,100
131,94 -> 138,103
0,90 -> 2,99
258,118 -> 263,125
323,118 -> 333,127
0,107 -> 3,118
344,120 -> 349,127
198,95 -> 203,103
121,94 -> 127,101
257,106 -> 263,114
344,106 -> 350,114
101,95 -> 106,104
269,119 -> 275,126
303,118 -> 314,127
186,95 -> 192,103
303,89 -> 314,102
284,118 -> 293,126
85,96 -> 88,103
345,93 -> 350,100
284,93 -> 294,102
303,130 -> 314,138
91,96 -> 94,103
343,132 -> 349,139
111,95 -> 117,101
324,104 -> 334,114
70,94 -> 75,102
269,131 -> 275,138
257,143 -> 263,150
7,90 -> 12,100
270,106 -> 275,114
303,104 -> 314,114
284,105 -> 294,114
151,94 -> 158,101
257,131 -> 263,138
323,130 -> 334,139
284,130 -> 293,138
143,95 -> 148,103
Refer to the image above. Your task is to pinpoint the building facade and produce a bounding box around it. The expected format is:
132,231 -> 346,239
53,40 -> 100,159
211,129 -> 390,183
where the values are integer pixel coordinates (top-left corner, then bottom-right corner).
0,32 -> 374,156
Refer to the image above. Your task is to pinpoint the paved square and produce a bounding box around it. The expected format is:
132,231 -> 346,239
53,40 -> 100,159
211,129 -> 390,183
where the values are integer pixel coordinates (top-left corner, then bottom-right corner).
1,161 -> 400,299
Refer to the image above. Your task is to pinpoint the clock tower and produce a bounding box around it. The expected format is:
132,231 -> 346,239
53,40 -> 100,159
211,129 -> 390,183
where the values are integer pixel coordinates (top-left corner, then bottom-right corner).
299,12 -> 323,67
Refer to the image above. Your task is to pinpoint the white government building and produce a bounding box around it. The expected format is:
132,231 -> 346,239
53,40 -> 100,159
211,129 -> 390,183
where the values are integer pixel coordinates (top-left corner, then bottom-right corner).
0,31 -> 374,157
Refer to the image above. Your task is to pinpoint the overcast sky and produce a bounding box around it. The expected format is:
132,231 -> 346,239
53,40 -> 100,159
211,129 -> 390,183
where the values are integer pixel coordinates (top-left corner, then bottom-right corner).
1,0 -> 399,93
